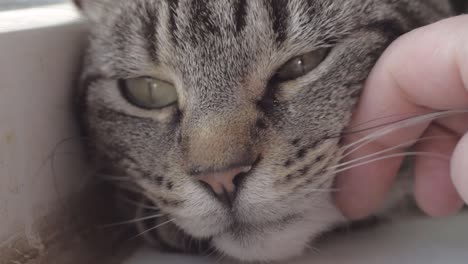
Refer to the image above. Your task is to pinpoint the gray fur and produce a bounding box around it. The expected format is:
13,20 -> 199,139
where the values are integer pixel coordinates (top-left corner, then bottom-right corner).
76,0 -> 458,262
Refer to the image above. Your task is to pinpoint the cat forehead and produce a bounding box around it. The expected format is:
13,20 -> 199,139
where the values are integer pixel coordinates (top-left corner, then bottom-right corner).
86,0 -> 370,77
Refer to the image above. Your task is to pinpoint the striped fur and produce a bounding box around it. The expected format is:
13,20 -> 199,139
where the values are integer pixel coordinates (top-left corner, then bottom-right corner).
75,0 -> 460,262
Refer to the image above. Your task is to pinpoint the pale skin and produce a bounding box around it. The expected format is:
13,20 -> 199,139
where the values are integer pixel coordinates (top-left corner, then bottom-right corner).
335,15 -> 468,220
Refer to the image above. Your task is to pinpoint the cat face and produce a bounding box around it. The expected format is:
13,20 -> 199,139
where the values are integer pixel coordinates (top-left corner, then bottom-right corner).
76,0 -> 451,261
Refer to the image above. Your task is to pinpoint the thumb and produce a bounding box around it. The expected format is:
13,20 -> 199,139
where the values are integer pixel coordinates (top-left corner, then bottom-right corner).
335,15 -> 468,219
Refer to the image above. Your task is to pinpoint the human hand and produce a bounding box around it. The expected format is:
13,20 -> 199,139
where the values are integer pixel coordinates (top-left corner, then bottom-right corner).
335,15 -> 468,220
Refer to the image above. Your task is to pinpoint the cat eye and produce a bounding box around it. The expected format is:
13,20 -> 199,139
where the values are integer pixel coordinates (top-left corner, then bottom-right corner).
275,48 -> 329,82
119,77 -> 178,109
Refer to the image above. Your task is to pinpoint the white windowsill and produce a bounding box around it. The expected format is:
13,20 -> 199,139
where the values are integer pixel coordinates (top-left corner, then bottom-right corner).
0,3 -> 81,33
0,2 -> 91,259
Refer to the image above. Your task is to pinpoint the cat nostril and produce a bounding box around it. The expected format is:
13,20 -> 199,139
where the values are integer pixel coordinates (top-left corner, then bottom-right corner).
197,166 -> 252,207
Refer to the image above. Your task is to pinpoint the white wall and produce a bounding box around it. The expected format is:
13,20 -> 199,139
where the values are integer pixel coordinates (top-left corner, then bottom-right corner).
0,5 -> 90,251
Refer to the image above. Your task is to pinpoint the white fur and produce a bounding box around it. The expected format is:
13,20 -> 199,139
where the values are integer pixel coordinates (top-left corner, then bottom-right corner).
214,200 -> 344,262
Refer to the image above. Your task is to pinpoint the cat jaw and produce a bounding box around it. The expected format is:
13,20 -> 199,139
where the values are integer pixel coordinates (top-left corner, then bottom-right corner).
212,204 -> 344,262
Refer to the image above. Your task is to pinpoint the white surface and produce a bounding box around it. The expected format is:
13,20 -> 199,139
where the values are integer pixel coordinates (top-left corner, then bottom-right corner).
0,12 -> 88,247
125,214 -> 468,264
0,3 -> 80,33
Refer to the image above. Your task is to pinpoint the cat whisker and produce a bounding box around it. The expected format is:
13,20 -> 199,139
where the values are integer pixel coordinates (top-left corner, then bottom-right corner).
173,226 -> 183,246
131,218 -> 174,240
115,194 -> 160,210
97,173 -> 134,182
324,188 -> 340,193
339,112 -> 444,138
204,247 -> 219,258
340,109 -> 468,138
336,135 -> 453,168
341,110 -> 467,155
113,184 -> 144,194
344,111 -> 434,132
305,188 -> 338,193
328,151 -> 450,176
196,239 -> 202,255
184,234 -> 192,253
215,251 -> 227,264
101,213 -> 166,228
315,111 -> 466,189
188,236 -> 196,254
304,243 -> 320,253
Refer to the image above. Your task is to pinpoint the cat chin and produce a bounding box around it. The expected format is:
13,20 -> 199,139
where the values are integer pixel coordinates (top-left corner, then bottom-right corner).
168,194 -> 345,261
212,221 -> 311,262
212,209 -> 344,262
172,216 -> 229,239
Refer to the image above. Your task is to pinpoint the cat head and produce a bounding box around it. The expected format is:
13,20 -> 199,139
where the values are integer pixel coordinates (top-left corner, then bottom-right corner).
75,0 -> 450,261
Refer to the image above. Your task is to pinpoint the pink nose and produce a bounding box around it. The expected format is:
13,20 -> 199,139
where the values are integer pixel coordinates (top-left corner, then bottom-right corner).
197,166 -> 252,206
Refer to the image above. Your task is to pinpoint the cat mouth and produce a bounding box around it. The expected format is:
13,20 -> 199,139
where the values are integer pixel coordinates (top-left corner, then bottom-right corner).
140,197 -> 339,262
172,211 -> 301,247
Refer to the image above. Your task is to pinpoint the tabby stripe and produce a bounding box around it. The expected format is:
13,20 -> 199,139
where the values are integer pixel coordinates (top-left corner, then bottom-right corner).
167,0 -> 179,44
233,0 -> 248,33
303,0 -> 319,20
267,0 -> 289,44
113,14 -> 133,71
366,19 -> 406,42
190,1 -> 220,35
142,3 -> 159,63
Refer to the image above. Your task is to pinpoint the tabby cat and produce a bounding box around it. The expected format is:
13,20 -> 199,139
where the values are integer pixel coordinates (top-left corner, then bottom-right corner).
74,0 -> 465,262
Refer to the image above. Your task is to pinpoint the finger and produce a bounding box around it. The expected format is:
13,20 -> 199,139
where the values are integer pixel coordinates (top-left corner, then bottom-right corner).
435,113 -> 468,135
335,15 -> 468,220
413,125 -> 463,217
451,132 -> 468,204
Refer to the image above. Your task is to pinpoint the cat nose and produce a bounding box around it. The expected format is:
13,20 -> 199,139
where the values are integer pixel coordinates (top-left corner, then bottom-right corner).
197,166 -> 252,207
